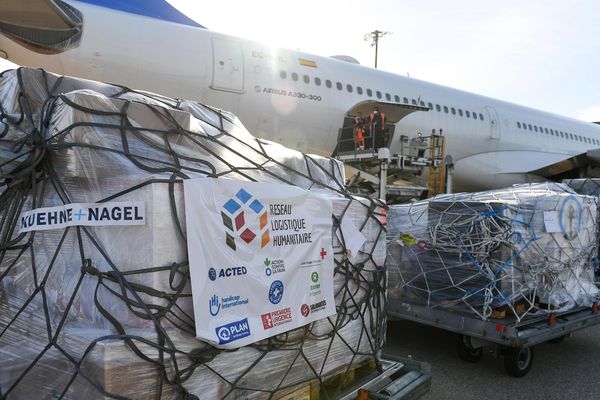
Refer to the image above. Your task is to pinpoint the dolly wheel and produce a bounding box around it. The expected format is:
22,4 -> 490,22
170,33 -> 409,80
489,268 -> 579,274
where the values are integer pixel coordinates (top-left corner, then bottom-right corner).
503,346 -> 534,377
457,335 -> 482,363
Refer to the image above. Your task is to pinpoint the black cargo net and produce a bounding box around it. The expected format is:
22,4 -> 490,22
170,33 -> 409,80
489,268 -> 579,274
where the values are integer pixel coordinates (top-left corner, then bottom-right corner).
0,68 -> 387,399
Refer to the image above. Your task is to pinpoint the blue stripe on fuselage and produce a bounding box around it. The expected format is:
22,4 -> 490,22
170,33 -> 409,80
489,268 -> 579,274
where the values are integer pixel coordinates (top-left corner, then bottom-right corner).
73,0 -> 205,28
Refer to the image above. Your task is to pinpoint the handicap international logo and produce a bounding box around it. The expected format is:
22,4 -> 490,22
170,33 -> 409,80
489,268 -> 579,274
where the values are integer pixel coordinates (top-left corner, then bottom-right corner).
221,188 -> 270,251
269,280 -> 284,304
209,294 -> 221,316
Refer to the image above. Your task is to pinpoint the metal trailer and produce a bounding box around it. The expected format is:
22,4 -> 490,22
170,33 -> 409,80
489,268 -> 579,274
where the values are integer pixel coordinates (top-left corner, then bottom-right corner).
340,354 -> 432,400
388,298 -> 600,377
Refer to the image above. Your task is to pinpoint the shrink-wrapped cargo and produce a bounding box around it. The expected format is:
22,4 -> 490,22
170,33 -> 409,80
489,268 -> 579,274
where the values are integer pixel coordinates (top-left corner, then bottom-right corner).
387,183 -> 598,320
0,68 -> 386,399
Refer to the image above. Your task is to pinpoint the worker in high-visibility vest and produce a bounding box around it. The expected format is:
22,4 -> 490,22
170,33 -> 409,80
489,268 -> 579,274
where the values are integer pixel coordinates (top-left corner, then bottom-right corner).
353,112 -> 365,150
370,107 -> 386,149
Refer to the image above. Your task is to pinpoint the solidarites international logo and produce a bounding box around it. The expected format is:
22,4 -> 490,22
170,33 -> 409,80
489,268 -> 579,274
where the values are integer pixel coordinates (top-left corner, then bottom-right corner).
221,188 -> 270,251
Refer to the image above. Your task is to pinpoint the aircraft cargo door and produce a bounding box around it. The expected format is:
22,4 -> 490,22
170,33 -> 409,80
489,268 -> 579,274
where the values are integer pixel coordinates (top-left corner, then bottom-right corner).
211,37 -> 245,93
485,106 -> 500,139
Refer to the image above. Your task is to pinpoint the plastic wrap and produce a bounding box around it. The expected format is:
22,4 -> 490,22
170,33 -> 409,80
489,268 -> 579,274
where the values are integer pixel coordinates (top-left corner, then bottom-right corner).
0,68 -> 386,399
387,182 -> 599,320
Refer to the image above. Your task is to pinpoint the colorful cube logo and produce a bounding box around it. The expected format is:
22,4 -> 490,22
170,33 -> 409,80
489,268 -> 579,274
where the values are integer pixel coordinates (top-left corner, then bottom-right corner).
221,188 -> 270,251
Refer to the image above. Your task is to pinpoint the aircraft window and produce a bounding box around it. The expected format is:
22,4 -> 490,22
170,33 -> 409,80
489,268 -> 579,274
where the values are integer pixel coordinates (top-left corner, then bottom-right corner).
578,135 -> 582,141
436,104 -> 441,112
451,107 -> 456,115
560,131 -> 564,138
395,95 -> 401,102
420,100 -> 425,106
303,75 -> 310,83
550,129 -> 554,135
376,91 -> 382,99
528,124 -> 532,131
466,110 -> 471,118
458,109 -> 463,116
428,102 -> 433,109
479,113 -> 484,121
403,97 -> 409,104
443,106 -> 449,113
315,77 -> 321,86
280,71 -> 287,79
367,88 -> 373,97
326,79 -> 332,88
569,133 -> 574,139
357,86 -> 363,95
385,93 -> 391,101
336,82 -> 343,90
472,111 -> 477,118
517,122 -> 521,128
411,99 -> 417,105
292,72 -> 299,81
544,128 -> 548,134
534,126 -> 538,132
346,84 -> 353,93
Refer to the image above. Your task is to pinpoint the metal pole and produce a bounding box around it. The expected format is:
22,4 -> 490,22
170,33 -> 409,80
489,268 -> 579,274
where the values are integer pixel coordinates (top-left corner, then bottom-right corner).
379,159 -> 387,200
374,36 -> 379,69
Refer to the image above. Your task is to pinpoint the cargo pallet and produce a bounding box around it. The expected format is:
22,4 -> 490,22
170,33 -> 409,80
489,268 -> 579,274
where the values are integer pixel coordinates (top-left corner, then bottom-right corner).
273,354 -> 431,400
388,298 -> 600,377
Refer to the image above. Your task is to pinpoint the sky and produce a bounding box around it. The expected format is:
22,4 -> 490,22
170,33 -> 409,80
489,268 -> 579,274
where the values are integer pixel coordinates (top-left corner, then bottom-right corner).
168,0 -> 600,122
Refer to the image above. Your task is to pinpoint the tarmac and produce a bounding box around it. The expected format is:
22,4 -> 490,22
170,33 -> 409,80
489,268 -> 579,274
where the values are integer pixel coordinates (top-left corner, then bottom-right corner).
384,319 -> 600,400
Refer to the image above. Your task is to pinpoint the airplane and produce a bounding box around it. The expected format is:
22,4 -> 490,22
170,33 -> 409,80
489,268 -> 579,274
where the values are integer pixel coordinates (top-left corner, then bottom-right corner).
1,0 -> 600,191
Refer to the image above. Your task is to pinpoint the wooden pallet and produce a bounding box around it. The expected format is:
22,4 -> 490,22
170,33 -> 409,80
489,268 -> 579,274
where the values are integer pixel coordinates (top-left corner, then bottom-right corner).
271,357 -> 379,400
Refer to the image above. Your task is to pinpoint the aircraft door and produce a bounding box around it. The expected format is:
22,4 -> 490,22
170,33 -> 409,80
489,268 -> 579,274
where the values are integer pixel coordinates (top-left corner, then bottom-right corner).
485,106 -> 500,139
211,37 -> 245,93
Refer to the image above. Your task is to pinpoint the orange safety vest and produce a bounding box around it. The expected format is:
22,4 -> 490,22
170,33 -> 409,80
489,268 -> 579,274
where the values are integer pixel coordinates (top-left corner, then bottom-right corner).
370,112 -> 385,132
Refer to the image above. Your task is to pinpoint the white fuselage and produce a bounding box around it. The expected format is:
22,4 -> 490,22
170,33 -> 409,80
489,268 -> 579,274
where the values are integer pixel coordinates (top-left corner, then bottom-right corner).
1,1 -> 599,191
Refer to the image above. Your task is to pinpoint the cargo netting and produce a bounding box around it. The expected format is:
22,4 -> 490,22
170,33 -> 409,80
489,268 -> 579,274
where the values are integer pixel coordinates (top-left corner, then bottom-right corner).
387,183 -> 599,321
0,68 -> 387,399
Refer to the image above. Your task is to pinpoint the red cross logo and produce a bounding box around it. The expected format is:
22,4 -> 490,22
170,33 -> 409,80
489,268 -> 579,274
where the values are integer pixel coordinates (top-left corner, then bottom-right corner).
320,247 -> 327,259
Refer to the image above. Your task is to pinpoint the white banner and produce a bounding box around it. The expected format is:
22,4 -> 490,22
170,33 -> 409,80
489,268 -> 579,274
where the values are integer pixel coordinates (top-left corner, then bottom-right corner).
184,178 -> 335,349
18,202 -> 145,232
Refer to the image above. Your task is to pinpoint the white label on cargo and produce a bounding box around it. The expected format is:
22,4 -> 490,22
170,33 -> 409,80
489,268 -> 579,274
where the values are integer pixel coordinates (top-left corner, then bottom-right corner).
543,211 -> 561,233
184,178 -> 336,349
18,201 -> 145,232
337,215 -> 366,262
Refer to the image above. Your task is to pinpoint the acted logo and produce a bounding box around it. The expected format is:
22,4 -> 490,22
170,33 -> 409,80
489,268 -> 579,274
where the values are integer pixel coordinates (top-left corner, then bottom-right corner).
208,266 -> 247,281
215,318 -> 251,345
221,188 -> 270,251
261,307 -> 292,329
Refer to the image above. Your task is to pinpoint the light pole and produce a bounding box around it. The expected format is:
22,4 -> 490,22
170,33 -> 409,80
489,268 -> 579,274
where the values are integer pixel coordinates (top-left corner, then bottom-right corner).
364,30 -> 391,69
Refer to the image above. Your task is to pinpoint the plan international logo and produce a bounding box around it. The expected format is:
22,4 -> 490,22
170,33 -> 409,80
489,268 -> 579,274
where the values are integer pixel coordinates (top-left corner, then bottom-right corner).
221,188 -> 270,251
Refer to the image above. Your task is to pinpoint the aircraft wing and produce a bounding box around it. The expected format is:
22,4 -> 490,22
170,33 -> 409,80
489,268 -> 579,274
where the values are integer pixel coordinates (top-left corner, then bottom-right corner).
454,149 -> 600,191
528,149 -> 600,178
